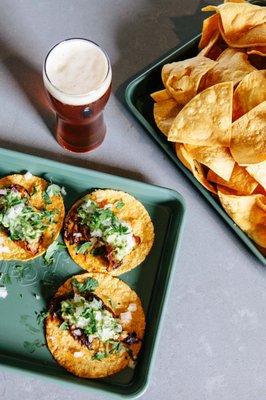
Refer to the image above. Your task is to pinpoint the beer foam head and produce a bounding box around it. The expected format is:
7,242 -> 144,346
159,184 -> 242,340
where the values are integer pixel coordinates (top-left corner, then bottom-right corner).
43,38 -> 111,106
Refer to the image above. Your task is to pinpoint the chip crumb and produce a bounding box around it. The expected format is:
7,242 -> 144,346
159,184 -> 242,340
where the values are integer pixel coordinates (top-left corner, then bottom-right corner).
0,286 -> 8,299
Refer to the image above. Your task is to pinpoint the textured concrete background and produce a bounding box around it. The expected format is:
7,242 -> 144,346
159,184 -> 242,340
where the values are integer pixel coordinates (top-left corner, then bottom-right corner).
0,1 -> 265,399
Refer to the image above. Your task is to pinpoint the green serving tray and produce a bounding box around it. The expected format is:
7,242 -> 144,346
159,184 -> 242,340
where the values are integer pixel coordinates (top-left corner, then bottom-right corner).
124,35 -> 266,266
0,147 -> 186,398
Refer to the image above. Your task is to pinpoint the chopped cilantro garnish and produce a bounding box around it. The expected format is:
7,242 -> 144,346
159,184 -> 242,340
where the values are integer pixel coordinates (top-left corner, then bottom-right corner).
115,200 -> 125,209
109,341 -> 124,354
36,309 -> 48,325
76,199 -> 134,263
76,241 -> 92,254
59,321 -> 69,330
71,277 -> 99,293
14,265 -> 27,282
31,185 -> 38,196
1,272 -> 11,285
92,351 -> 108,361
42,191 -> 51,204
0,187 -> 55,243
44,241 -> 66,265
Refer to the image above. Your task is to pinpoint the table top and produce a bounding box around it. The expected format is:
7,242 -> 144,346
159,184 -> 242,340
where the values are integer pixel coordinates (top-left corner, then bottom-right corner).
0,1 -> 265,399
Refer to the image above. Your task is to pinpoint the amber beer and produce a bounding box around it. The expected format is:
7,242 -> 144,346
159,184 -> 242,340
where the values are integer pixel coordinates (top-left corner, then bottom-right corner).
43,38 -> 112,152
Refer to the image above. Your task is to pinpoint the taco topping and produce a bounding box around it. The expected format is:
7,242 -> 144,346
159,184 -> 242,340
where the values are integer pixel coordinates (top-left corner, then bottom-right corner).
49,277 -> 141,357
65,199 -> 138,270
0,185 -> 55,254
61,293 -> 123,342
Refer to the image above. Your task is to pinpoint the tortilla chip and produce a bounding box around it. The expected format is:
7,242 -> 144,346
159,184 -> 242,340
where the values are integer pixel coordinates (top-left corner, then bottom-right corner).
64,189 -> 154,276
207,164 -> 258,195
168,82 -> 233,147
45,273 -> 145,379
247,46 -> 266,57
154,99 -> 182,136
175,144 -> 216,193
233,70 -> 266,119
218,190 -> 266,248
230,101 -> 266,164
203,3 -> 266,47
246,161 -> 266,191
199,14 -> 220,50
161,56 -> 216,105
185,144 -> 235,181
198,32 -> 226,61
202,48 -> 256,89
150,89 -> 171,102
0,174 -> 64,261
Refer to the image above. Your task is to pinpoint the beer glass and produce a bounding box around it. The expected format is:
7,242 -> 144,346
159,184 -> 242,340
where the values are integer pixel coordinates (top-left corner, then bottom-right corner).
43,38 -> 112,152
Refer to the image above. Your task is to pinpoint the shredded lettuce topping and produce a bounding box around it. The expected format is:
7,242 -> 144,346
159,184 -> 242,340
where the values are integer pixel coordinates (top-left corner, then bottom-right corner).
61,293 -> 122,342
0,187 -> 55,244
77,199 -> 135,261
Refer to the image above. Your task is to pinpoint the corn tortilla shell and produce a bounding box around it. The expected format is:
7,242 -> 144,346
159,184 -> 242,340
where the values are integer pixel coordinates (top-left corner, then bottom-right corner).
0,174 -> 64,261
168,82 -> 233,147
45,272 -> 145,379
218,190 -> 266,248
230,101 -> 266,165
64,189 -> 154,276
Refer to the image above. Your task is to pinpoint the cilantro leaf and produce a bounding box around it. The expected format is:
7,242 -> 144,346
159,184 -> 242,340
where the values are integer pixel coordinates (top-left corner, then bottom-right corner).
14,265 -> 27,282
44,241 -> 66,265
115,200 -> 125,209
71,277 -> 99,293
59,321 -> 69,330
76,241 -> 92,254
36,309 -> 49,325
92,351 -> 108,361
1,272 -> 11,285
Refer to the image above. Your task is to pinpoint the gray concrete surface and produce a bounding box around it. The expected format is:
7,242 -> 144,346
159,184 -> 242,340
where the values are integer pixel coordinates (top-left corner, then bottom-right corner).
0,1 -> 265,399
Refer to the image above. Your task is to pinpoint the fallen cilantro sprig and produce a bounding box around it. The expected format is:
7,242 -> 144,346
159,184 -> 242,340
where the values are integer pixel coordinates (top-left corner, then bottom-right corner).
44,241 -> 66,265
36,309 -> 49,325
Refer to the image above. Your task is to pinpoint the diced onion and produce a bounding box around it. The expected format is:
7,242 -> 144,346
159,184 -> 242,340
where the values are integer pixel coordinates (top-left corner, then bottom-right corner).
120,311 -> 132,324
127,303 -> 137,312
24,171 -> 33,180
73,351 -> 84,358
0,246 -> 10,253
